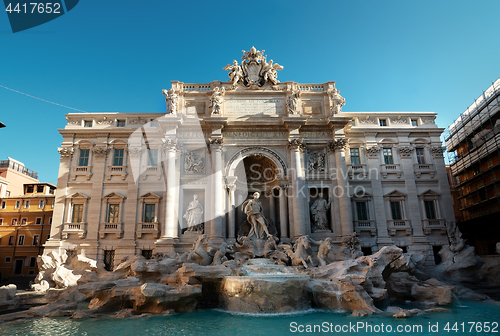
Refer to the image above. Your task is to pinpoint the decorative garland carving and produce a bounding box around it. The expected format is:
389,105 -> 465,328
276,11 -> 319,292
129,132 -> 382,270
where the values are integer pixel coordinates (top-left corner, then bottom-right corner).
128,147 -> 142,157
431,146 -> 445,158
95,118 -> 114,125
398,146 -> 413,158
391,116 -> 408,124
359,117 -> 376,124
365,146 -> 380,157
92,146 -> 109,158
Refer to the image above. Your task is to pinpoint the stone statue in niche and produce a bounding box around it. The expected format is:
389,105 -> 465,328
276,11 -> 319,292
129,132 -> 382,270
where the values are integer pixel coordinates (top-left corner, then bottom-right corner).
310,193 -> 331,232
183,194 -> 204,233
328,88 -> 345,115
209,87 -> 225,114
287,90 -> 300,114
308,151 -> 326,172
240,192 -> 274,240
184,151 -> 205,173
162,89 -> 179,115
223,60 -> 243,87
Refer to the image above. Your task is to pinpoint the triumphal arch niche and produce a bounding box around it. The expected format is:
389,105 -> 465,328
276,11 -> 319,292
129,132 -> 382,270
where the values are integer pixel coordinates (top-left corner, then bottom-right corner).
155,46 -> 355,254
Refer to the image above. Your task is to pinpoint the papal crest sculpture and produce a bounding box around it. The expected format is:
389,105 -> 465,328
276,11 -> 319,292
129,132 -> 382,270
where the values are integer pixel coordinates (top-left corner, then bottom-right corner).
223,46 -> 283,88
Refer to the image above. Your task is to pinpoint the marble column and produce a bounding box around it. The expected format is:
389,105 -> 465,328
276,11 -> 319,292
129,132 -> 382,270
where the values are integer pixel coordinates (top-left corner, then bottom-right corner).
163,139 -> 178,239
209,138 -> 224,243
288,139 -> 307,238
226,178 -> 237,242
327,147 -> 341,238
329,139 -> 353,237
278,183 -> 289,241
268,190 -> 276,227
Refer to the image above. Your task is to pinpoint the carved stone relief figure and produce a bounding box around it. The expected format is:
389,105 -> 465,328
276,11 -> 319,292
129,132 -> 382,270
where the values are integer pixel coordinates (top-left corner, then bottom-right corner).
183,194 -> 204,233
162,89 -> 179,114
308,151 -> 326,173
209,87 -> 225,115
287,90 -> 300,114
328,89 -> 345,115
184,151 -> 205,173
310,193 -> 331,232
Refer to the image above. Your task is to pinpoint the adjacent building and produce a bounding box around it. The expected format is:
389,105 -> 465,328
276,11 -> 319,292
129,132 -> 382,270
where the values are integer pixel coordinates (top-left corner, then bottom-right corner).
0,158 -> 39,198
0,183 -> 55,278
445,78 -> 500,255
44,48 -> 454,270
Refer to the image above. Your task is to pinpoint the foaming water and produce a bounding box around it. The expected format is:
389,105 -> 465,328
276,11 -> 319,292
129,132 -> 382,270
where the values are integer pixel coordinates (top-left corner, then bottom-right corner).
213,307 -> 322,317
1,301 -> 499,336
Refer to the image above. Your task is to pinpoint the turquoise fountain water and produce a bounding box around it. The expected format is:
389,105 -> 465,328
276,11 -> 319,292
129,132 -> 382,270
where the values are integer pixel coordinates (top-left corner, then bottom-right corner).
1,301 -> 499,336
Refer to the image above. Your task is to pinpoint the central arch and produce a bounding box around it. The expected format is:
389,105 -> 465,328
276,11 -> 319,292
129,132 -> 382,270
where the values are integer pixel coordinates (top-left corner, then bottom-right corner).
226,147 -> 287,180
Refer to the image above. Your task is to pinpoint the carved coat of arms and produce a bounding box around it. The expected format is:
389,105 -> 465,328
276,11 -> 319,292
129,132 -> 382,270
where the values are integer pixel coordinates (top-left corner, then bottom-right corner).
223,47 -> 283,88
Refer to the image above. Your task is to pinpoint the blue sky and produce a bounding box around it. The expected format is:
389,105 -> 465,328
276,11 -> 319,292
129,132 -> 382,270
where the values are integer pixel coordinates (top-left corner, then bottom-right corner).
0,0 -> 499,184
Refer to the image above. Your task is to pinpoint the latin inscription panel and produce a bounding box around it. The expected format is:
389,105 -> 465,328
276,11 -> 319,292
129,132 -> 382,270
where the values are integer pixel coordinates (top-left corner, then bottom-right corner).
225,99 -> 284,115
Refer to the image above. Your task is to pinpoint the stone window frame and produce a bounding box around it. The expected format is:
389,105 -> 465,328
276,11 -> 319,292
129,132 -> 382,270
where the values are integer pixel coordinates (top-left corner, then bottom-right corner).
139,192 -> 162,224
65,192 -> 90,224
0,201 -> 5,209
418,190 -> 442,220
411,139 -> 431,165
384,190 -> 411,235
24,200 -> 30,209
21,217 -> 27,225
351,191 -> 376,236
15,200 -> 20,209
32,234 -> 40,246
18,235 -> 25,246
101,192 -> 126,224
141,141 -> 163,180
418,190 -> 445,235
72,140 -> 95,180
38,200 -> 44,209
35,217 -> 42,225
106,140 -> 129,181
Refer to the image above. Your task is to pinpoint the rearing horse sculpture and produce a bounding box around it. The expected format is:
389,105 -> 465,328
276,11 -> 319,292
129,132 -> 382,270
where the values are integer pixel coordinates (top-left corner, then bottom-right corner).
279,235 -> 314,268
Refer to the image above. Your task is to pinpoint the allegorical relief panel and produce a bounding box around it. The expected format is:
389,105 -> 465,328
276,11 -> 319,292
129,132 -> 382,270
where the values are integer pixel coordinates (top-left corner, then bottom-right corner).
308,150 -> 326,173
184,150 -> 205,174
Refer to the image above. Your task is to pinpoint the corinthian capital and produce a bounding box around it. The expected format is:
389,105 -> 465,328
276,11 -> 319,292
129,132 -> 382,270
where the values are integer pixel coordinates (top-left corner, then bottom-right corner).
58,147 -> 74,158
208,138 -> 224,151
163,138 -> 179,152
328,138 -> 348,152
287,138 -> 305,152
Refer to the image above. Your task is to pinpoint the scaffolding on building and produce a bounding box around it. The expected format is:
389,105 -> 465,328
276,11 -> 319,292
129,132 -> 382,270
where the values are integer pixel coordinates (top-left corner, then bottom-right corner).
444,78 -> 500,254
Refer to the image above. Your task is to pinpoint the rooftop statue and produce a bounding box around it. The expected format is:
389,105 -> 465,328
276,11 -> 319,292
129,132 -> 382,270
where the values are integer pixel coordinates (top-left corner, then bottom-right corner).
162,88 -> 179,114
